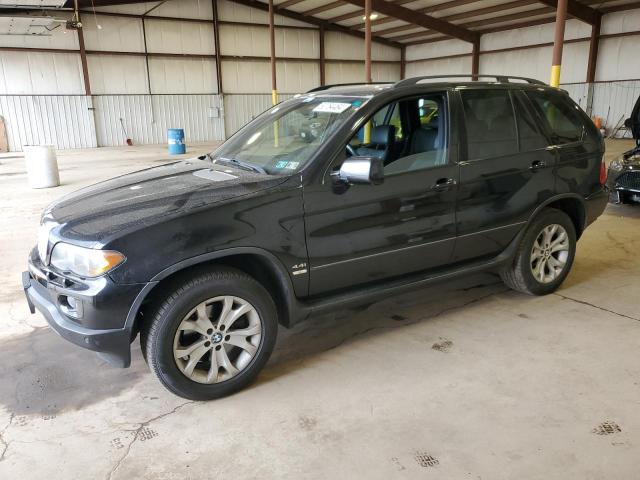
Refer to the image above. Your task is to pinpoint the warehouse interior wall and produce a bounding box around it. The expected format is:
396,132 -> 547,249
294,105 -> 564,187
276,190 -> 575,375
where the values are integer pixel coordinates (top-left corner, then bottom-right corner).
1,2 -> 639,151
0,0 -> 402,151
406,8 -> 640,135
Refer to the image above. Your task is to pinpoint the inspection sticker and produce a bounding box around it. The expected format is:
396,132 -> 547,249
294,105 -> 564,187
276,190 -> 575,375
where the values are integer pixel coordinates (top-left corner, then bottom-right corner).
313,102 -> 352,114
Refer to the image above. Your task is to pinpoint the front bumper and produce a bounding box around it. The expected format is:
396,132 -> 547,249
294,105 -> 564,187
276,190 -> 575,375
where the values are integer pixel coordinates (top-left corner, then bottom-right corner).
23,252 -> 147,367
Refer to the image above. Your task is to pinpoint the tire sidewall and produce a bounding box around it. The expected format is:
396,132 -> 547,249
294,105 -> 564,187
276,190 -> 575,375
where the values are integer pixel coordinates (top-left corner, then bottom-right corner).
149,272 -> 277,400
516,209 -> 577,295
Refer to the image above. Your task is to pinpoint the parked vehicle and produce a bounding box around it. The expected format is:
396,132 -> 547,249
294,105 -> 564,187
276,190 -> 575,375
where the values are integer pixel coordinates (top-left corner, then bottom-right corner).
606,94 -> 640,203
24,75 -> 608,400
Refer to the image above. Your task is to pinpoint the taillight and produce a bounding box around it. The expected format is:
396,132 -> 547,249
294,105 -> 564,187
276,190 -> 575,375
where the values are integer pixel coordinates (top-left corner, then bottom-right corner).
599,160 -> 607,185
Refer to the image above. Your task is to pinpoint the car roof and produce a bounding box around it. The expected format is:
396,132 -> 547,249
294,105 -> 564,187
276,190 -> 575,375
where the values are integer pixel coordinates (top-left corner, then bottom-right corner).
307,76 -> 553,97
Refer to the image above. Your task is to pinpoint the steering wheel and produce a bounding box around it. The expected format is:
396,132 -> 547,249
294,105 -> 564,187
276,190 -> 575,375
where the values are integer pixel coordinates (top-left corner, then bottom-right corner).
346,144 -> 357,157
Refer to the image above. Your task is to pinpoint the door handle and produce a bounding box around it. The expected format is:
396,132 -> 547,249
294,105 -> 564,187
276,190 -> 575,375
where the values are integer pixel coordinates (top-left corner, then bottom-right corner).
529,160 -> 547,171
430,177 -> 456,191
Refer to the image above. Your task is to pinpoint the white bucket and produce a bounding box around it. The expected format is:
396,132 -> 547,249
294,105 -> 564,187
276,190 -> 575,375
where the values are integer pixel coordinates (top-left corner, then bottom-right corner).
24,145 -> 60,189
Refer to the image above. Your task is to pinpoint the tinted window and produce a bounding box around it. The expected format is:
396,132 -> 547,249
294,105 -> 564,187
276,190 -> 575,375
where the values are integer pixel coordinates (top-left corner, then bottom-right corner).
461,89 -> 518,160
348,94 -> 448,175
527,90 -> 585,144
513,91 -> 549,151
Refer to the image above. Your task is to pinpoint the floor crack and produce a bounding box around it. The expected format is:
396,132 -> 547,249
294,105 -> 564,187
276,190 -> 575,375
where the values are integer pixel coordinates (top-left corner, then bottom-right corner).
0,413 -> 15,462
105,401 -> 194,480
554,293 -> 640,323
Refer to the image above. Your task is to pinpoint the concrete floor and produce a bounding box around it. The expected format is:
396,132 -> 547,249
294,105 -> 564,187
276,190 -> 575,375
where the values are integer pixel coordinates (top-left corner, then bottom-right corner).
0,140 -> 639,479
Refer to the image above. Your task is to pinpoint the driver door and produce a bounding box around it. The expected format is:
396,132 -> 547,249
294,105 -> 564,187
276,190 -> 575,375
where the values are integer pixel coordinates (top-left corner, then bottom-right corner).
303,92 -> 459,296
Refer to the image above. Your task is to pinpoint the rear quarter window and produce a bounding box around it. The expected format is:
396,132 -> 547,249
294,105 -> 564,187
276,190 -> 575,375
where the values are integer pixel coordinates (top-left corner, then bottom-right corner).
526,89 -> 586,144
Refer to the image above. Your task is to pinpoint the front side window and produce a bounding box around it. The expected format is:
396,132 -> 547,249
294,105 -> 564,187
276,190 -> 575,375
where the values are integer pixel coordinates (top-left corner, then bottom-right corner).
347,94 -> 448,175
461,89 -> 518,160
213,96 -> 369,175
526,89 -> 585,144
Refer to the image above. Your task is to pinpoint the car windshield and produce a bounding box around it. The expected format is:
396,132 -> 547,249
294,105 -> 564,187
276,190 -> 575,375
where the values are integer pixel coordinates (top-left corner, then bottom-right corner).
211,96 -> 370,175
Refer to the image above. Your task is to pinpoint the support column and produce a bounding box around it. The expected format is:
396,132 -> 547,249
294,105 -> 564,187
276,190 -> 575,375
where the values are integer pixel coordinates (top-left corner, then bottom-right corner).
471,38 -> 479,78
400,45 -> 406,80
550,0 -> 568,87
268,0 -> 277,106
364,0 -> 372,84
586,12 -> 601,84
76,16 -> 91,96
212,0 -> 223,94
319,25 -> 325,86
363,0 -> 373,143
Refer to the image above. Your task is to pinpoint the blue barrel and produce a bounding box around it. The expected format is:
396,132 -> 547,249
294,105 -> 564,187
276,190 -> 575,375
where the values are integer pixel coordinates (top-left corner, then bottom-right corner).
167,128 -> 186,155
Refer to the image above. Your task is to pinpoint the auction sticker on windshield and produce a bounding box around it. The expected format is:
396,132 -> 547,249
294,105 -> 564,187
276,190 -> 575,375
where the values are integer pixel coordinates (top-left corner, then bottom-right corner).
313,102 -> 352,114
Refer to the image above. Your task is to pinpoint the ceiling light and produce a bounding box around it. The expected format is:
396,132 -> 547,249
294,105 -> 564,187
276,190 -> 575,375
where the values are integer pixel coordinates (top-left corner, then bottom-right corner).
362,13 -> 379,21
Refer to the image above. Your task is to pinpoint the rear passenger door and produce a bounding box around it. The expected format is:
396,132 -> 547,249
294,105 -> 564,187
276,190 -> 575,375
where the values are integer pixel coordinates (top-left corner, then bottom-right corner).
526,89 -> 603,198
453,88 -> 556,263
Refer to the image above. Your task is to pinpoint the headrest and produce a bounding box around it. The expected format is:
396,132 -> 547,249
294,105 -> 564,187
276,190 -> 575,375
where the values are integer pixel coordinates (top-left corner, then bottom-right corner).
370,125 -> 396,146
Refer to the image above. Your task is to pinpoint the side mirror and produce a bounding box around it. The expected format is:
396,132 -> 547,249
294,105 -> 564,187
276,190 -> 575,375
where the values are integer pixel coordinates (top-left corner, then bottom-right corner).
332,156 -> 384,185
624,118 -> 632,128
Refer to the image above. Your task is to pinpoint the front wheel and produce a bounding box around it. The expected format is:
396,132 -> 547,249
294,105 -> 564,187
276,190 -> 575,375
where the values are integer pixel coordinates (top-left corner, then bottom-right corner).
142,268 -> 278,400
500,208 -> 576,295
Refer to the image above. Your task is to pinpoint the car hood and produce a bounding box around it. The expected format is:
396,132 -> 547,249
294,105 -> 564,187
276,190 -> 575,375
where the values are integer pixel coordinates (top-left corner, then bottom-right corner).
46,159 -> 288,245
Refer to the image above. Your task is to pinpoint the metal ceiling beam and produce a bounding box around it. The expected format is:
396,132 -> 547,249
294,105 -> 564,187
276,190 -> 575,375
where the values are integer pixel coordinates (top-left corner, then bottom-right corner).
340,0 -> 479,43
225,0 -> 403,48
537,0 -> 599,24
335,0 -> 482,27
377,0 -> 537,38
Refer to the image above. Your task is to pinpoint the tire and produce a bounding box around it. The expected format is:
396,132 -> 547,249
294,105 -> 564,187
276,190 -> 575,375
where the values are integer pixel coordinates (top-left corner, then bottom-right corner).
141,267 -> 278,400
500,208 -> 576,296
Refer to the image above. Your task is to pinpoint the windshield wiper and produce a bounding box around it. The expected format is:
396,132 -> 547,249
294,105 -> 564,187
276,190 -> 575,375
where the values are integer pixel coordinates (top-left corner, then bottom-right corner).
215,157 -> 267,174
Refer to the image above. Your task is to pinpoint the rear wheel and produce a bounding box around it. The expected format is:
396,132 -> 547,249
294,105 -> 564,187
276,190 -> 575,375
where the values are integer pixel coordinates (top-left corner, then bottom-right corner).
142,268 -> 277,400
500,208 -> 576,295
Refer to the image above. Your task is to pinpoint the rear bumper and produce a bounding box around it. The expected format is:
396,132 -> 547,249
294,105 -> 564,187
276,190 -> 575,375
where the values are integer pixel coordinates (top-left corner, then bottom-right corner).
22,253 -> 147,367
584,187 -> 608,229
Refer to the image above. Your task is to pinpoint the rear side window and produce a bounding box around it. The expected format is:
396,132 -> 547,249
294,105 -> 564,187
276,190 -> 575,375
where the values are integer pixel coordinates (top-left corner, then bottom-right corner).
513,91 -> 550,151
526,90 -> 585,144
461,89 -> 518,160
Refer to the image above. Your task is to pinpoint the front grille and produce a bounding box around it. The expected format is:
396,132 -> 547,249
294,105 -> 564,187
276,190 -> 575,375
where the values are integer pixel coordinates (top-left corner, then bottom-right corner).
616,171 -> 640,190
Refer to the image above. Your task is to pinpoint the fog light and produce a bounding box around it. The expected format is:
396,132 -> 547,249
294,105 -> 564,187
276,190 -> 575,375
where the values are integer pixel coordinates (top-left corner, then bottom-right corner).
59,295 -> 83,319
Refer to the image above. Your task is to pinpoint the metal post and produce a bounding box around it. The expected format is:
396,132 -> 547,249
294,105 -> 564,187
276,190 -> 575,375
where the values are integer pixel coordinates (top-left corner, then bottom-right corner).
268,0 -> 278,147
471,38 -> 480,78
400,45 -> 405,80
364,0 -> 372,144
550,0 -> 568,87
212,0 -> 223,94
364,0 -> 372,84
319,25 -> 325,86
586,12 -> 601,84
268,0 -> 277,106
76,15 -> 91,96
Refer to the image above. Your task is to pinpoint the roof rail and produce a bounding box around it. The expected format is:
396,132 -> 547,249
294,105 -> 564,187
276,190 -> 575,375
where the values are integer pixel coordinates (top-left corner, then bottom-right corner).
306,82 -> 390,93
394,75 -> 545,88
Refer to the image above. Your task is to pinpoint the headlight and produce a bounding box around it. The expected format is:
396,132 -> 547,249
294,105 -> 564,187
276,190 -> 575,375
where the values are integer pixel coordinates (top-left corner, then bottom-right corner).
609,159 -> 624,171
50,243 -> 125,278
37,222 -> 56,263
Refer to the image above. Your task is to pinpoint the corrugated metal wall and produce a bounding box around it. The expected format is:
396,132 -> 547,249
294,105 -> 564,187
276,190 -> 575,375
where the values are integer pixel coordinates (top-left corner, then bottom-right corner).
223,93 -> 296,137
0,95 -> 96,150
591,81 -> 640,136
93,94 -> 225,146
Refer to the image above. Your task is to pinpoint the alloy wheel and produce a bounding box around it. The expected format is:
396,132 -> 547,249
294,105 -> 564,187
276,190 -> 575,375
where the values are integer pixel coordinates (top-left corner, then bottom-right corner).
172,296 -> 262,384
530,223 -> 570,284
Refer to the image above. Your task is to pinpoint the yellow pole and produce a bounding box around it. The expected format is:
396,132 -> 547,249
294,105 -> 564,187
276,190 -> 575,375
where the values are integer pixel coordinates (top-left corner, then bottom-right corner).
549,0 -> 568,88
268,0 -> 278,147
363,0 -> 372,144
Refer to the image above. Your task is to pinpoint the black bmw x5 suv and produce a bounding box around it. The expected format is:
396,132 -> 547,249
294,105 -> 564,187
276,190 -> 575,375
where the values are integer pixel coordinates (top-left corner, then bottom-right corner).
24,75 -> 608,400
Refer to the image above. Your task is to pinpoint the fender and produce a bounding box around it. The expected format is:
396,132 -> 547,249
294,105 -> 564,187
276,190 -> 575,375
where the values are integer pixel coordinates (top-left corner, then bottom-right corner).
526,193 -> 586,232
124,246 -> 302,332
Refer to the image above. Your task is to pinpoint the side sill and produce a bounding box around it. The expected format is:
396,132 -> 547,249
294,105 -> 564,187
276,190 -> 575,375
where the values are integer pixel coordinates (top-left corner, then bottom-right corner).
288,227 -> 525,327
